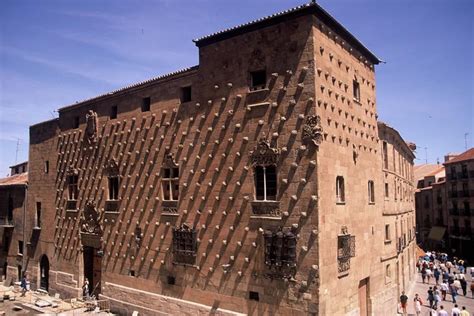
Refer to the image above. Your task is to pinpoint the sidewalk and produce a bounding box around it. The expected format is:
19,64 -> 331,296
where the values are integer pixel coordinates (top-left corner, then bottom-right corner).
404,271 -> 474,315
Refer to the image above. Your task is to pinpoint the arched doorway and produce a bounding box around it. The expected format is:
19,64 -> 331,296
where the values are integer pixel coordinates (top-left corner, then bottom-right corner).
40,255 -> 49,291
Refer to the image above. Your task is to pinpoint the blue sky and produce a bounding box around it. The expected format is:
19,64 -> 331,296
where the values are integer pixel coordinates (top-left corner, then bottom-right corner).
0,0 -> 472,176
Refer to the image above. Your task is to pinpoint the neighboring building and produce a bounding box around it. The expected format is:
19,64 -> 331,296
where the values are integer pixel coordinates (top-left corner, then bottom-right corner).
414,164 -> 447,249
444,148 -> 474,260
377,122 -> 416,302
12,3 -> 416,315
0,162 -> 28,282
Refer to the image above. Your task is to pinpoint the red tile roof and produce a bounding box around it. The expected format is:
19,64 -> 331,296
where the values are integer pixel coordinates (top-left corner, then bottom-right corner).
0,172 -> 28,187
444,148 -> 474,165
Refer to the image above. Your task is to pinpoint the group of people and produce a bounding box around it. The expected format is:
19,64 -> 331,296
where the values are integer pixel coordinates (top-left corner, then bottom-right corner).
399,251 -> 473,315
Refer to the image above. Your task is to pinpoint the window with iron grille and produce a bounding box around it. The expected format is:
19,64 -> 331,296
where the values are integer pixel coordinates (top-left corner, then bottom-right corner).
264,229 -> 297,278
172,224 -> 197,265
337,231 -> 355,273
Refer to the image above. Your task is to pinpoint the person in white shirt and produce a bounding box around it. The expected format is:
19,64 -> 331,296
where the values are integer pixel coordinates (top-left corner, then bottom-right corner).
451,304 -> 461,316
438,305 -> 449,316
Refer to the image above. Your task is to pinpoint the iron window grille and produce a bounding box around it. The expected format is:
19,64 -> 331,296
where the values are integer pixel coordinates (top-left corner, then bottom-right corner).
263,229 -> 297,278
337,229 -> 355,273
172,224 -> 197,265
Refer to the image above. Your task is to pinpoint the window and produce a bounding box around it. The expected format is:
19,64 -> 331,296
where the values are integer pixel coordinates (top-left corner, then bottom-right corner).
167,275 -> 176,285
464,201 -> 470,212
107,176 -> 119,200
44,161 -> 49,174
67,175 -> 78,200
450,166 -> 456,179
141,97 -> 151,112
162,167 -> 179,201
337,230 -> 355,273
385,183 -> 389,198
385,224 -> 391,241
35,202 -> 41,228
110,105 -> 118,119
249,291 -> 260,301
382,142 -> 388,169
336,176 -> 345,203
172,224 -> 197,265
180,86 -> 192,103
254,165 -> 277,201
250,70 -> 266,91
18,240 -> 23,255
352,80 -> 360,102
264,230 -> 297,269
368,180 -> 375,203
386,264 -> 391,278
73,116 -> 80,129
129,270 -> 136,277
461,164 -> 468,178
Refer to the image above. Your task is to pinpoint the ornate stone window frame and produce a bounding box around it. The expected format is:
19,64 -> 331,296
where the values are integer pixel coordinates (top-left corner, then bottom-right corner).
161,153 -> 179,215
66,168 -> 79,211
104,159 -> 120,212
249,140 -> 281,219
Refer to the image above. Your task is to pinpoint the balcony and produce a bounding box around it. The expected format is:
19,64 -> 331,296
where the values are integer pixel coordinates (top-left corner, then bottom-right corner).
448,191 -> 458,198
458,190 -> 471,198
0,217 -> 14,228
449,228 -> 472,240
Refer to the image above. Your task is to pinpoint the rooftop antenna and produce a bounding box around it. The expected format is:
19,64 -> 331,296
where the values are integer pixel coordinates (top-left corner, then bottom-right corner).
424,147 -> 428,164
464,132 -> 469,150
15,138 -> 21,163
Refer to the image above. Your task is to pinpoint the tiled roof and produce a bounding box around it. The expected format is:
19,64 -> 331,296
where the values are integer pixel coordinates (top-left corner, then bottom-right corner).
193,2 -> 380,64
0,172 -> 28,187
58,65 -> 199,112
414,164 -> 442,182
444,148 -> 474,165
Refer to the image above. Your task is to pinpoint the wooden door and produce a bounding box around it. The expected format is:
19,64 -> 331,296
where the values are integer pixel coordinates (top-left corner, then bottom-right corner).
358,278 -> 369,316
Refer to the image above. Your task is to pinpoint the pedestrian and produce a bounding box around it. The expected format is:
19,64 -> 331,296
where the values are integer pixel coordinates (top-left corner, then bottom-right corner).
460,278 -> 467,296
434,286 -> 441,309
443,271 -> 449,283
434,268 -> 441,285
428,287 -> 435,309
422,267 -> 428,283
441,281 -> 449,300
460,306 -> 470,316
427,268 -> 433,284
82,279 -> 90,300
438,305 -> 448,316
453,278 -> 461,293
450,284 -> 458,303
413,293 -> 422,316
470,280 -> 474,298
20,272 -> 28,297
451,304 -> 461,316
446,261 -> 453,273
400,291 -> 408,315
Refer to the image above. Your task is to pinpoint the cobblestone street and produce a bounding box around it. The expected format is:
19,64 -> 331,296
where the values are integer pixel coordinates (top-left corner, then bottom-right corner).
405,270 -> 474,315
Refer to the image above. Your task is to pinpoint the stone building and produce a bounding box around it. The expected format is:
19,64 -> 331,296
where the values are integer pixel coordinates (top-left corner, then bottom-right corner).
414,164 -> 447,249
377,122 -> 416,304
0,162 -> 28,282
414,148 -> 474,261
10,2 -> 417,315
444,148 -> 474,259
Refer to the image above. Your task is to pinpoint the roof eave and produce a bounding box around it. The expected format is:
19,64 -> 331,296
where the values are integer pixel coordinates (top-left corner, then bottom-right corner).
193,2 -> 380,65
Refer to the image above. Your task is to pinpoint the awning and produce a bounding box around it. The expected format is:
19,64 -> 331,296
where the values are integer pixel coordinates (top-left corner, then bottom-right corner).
428,226 -> 446,241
